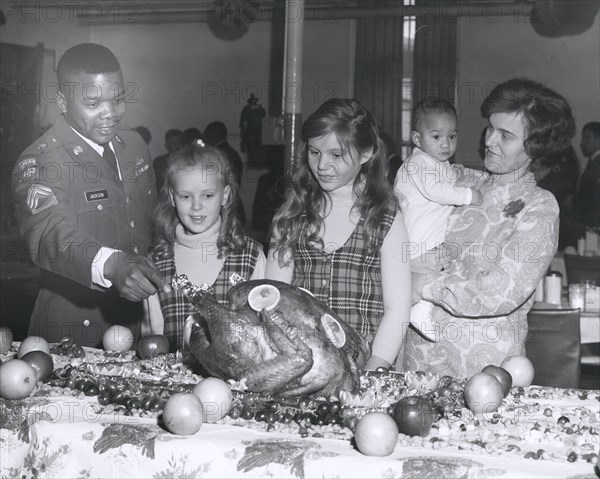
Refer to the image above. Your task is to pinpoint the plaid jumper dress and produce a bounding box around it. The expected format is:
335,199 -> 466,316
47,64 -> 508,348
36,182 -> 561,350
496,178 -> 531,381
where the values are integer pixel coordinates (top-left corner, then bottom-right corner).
292,204 -> 397,345
151,238 -> 263,351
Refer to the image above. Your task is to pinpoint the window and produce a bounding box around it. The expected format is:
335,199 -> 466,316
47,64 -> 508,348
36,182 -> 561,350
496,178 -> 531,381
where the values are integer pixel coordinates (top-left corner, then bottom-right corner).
401,4 -> 416,161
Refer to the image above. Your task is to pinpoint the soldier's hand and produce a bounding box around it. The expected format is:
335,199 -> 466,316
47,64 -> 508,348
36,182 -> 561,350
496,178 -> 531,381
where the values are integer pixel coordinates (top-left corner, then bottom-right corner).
104,251 -> 171,301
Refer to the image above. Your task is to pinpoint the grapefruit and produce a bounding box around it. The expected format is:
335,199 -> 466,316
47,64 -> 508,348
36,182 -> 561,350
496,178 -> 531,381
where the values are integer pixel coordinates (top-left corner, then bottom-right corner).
17,336 -> 50,359
500,355 -> 534,387
162,393 -> 205,435
354,412 -> 399,456
0,359 -> 37,399
464,372 -> 504,414
192,377 -> 233,422
103,325 -> 134,352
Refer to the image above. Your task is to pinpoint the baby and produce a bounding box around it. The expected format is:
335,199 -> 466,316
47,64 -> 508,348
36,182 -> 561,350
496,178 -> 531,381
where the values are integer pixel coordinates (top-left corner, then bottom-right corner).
395,98 -> 482,339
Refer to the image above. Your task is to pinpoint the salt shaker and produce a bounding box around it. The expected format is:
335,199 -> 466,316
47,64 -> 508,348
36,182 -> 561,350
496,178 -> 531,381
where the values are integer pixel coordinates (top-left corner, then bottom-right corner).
577,237 -> 586,256
544,270 -> 563,305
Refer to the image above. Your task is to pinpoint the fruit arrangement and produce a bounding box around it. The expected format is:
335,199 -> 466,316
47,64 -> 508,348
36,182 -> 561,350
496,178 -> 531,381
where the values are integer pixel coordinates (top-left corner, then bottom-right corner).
1,331 -> 598,466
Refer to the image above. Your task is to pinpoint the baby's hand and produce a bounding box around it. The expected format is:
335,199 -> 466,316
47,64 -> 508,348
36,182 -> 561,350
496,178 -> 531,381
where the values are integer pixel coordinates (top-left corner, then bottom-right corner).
470,188 -> 483,206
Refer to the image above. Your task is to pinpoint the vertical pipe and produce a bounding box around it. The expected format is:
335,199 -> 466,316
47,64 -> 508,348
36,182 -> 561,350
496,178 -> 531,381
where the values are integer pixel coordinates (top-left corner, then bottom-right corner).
283,0 -> 304,167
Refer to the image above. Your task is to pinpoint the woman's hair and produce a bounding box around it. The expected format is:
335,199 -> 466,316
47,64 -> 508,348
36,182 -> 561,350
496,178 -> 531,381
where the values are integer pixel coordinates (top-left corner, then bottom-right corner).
481,78 -> 576,165
270,98 -> 396,264
152,141 -> 246,257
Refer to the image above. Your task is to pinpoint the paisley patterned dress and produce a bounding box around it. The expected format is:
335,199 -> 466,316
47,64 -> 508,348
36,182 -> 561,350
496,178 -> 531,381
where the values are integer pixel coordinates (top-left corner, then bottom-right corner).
401,171 -> 559,378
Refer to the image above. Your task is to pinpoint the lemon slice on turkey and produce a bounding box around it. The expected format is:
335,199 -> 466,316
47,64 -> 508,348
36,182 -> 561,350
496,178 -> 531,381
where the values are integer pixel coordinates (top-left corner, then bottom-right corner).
248,284 -> 281,312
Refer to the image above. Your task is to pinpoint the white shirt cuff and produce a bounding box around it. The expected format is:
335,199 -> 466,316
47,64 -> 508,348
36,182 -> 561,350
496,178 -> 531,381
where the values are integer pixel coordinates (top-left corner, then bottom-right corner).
464,187 -> 472,205
92,247 -> 121,288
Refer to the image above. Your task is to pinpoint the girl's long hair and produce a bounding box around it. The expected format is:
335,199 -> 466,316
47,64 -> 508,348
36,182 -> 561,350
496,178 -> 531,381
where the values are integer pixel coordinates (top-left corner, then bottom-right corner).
152,142 -> 246,257
270,98 -> 396,265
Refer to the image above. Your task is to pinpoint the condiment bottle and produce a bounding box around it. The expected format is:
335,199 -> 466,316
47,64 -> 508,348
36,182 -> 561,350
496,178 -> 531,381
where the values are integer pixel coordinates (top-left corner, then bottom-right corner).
577,237 -> 586,255
544,270 -> 563,305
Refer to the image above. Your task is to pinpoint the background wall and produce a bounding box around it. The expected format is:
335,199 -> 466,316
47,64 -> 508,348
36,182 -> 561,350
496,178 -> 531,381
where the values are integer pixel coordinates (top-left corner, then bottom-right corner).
2,5 -> 599,174
0,12 -> 355,159
455,11 -> 600,170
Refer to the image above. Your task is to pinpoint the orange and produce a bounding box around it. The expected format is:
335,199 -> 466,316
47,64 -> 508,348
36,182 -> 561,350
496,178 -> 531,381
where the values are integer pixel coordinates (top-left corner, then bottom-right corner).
500,355 -> 534,387
0,359 -> 37,400
354,412 -> 399,456
248,284 -> 280,312
17,336 -> 50,359
163,393 -> 205,435
464,372 -> 504,414
192,378 -> 233,422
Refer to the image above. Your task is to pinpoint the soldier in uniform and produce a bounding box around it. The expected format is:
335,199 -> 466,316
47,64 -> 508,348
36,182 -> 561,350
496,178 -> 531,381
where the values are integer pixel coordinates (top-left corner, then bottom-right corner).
11,43 -> 169,348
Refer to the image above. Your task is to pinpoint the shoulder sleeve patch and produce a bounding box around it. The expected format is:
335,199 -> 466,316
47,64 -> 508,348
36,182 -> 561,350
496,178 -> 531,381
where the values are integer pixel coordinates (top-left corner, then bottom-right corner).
16,158 -> 39,183
26,184 -> 58,214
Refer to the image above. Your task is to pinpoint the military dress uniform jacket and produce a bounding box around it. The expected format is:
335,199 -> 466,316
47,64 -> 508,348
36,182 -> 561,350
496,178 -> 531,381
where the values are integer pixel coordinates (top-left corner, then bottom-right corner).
12,115 -> 156,347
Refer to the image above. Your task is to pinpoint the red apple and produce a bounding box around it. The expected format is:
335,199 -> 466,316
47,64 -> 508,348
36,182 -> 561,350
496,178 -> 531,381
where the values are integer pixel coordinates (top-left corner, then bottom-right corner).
138,334 -> 170,359
392,396 -> 436,437
21,350 -> 54,382
482,365 -> 513,397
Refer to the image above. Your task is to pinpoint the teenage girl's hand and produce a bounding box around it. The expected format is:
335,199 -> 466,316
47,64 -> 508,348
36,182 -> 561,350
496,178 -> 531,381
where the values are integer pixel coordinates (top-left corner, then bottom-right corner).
104,251 -> 171,301
364,355 -> 392,371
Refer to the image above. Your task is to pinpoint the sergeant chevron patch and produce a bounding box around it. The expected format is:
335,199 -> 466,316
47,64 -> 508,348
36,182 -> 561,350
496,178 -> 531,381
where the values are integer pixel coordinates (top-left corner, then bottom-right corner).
26,184 -> 58,214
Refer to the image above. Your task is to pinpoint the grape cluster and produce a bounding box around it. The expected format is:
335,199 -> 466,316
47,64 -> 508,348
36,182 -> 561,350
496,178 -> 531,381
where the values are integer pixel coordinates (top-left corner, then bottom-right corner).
49,365 -> 189,416
227,392 -> 364,432
50,338 -> 85,358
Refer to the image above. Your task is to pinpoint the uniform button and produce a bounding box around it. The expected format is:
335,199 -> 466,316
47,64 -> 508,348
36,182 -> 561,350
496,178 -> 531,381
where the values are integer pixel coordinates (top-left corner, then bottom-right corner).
125,196 -> 130,204
147,189 -> 152,196
130,220 -> 135,228
133,246 -> 139,254
97,204 -> 103,211
321,279 -> 327,287
83,319 -> 90,327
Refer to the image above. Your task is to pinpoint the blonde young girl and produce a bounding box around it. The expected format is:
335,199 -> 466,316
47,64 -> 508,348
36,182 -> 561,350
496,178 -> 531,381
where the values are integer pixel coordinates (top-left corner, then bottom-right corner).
143,141 -> 265,351
266,98 -> 412,370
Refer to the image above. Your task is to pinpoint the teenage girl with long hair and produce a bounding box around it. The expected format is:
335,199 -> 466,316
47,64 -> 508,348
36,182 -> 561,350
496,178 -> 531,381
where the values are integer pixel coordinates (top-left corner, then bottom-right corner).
266,98 -> 412,370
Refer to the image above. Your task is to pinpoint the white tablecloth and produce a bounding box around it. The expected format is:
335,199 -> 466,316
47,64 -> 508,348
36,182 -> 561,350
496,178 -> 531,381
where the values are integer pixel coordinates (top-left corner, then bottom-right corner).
2,393 -> 599,479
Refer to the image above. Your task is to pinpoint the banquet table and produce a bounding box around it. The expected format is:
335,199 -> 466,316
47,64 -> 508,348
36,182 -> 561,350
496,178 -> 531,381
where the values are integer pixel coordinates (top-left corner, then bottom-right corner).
1,346 -> 599,479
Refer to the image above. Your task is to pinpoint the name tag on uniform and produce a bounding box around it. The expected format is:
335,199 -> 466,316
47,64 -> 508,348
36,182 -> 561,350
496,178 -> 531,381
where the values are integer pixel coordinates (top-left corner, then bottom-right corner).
85,190 -> 109,202
136,164 -> 149,176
